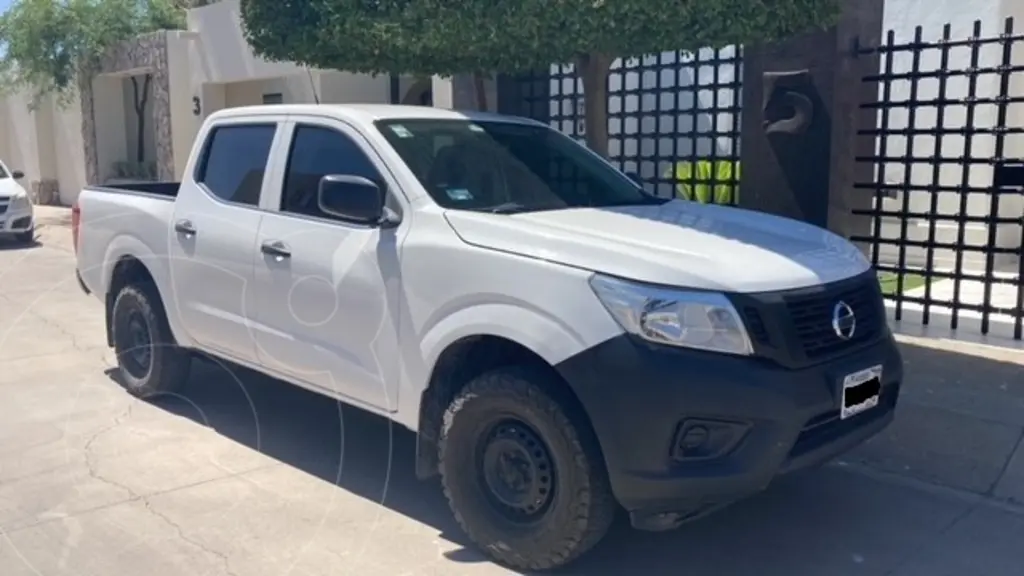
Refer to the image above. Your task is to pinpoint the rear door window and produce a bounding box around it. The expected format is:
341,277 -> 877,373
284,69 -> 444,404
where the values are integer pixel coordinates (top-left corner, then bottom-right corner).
197,124 -> 277,206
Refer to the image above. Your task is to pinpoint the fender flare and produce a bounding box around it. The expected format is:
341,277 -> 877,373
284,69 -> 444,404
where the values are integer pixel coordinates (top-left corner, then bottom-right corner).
419,302 -> 593,375
102,235 -> 189,347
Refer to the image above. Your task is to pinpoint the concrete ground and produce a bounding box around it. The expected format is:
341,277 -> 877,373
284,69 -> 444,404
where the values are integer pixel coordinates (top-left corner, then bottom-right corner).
1,206 -> 1023,575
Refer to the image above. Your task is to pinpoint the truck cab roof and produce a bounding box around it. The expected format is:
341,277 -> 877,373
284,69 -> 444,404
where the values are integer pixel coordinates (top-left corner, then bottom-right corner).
205,103 -> 545,127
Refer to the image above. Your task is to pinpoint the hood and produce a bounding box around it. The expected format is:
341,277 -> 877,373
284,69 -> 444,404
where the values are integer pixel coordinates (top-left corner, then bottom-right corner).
443,200 -> 871,293
0,177 -> 26,199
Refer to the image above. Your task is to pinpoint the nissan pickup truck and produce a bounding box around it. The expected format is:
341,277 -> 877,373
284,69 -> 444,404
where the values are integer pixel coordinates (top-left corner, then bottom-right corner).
74,104 -> 903,570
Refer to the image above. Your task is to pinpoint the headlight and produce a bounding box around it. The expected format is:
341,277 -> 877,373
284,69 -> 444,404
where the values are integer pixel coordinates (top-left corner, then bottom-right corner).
9,194 -> 31,211
589,274 -> 753,355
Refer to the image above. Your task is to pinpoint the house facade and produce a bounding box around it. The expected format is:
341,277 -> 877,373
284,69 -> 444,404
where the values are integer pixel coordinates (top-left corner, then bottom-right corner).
0,0 -> 457,206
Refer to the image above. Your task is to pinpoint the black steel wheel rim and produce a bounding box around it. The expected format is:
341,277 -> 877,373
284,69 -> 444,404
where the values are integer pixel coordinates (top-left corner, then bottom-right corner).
120,309 -> 153,378
476,419 -> 556,523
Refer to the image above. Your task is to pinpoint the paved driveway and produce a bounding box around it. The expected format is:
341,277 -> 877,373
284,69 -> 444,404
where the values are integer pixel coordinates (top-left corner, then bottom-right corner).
1,214 -> 1022,575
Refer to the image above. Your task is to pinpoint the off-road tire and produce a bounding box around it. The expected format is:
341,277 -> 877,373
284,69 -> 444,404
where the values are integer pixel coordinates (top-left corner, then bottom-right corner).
438,366 -> 616,571
111,282 -> 190,398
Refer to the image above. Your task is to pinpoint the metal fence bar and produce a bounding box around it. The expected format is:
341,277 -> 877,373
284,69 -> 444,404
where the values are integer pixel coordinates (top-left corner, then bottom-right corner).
982,17 -> 1016,334
858,33 -> 1024,53
862,64 -> 1024,82
922,23 -> 953,325
510,47 -> 743,203
1018,166 -> 1024,338
950,20 -> 984,332
893,26 -> 924,319
861,95 -> 1024,109
852,17 -> 1024,339
868,30 -> 896,276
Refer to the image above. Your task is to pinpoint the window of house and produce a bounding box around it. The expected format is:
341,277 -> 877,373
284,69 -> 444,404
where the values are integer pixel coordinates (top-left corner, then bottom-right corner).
280,125 -> 384,219
263,93 -> 284,105
196,124 -> 277,206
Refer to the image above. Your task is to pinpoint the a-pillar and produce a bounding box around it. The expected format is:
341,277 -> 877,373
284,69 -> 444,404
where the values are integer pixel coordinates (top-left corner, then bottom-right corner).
738,0 -> 884,243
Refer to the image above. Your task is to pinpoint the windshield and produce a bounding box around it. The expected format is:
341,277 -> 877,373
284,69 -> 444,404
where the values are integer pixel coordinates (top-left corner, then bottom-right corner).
374,119 -> 665,213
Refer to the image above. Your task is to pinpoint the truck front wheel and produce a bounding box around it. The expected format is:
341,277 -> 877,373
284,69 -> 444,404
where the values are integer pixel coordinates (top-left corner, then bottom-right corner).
438,366 -> 615,571
111,283 -> 190,398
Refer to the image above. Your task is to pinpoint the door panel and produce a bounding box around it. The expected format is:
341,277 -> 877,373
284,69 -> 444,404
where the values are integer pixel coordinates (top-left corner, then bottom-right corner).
252,216 -> 401,409
168,122 -> 281,364
252,120 -> 403,411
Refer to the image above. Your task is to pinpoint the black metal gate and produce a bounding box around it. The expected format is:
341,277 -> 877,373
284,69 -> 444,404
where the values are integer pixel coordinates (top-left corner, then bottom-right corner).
852,18 -> 1024,339
505,47 -> 743,202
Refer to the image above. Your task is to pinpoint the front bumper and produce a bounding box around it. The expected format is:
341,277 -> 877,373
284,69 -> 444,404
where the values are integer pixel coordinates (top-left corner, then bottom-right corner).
0,207 -> 34,235
555,331 -> 903,530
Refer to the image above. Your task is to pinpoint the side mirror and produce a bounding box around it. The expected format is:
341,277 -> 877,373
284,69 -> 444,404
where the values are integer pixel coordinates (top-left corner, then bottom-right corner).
11,170 -> 24,180
318,174 -> 386,225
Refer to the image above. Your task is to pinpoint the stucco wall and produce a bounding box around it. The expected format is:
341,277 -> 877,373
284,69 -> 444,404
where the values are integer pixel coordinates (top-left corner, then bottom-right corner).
0,91 -> 42,181
52,100 -> 87,205
186,0 -> 310,84
318,71 -> 391,103
0,92 -> 86,205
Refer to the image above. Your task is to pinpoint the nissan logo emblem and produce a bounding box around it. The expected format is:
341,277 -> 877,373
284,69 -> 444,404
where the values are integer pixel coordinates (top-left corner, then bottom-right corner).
832,301 -> 856,340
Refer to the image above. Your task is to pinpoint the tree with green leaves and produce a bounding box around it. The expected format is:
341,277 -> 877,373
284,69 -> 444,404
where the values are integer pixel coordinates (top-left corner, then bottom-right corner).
240,0 -> 840,157
0,0 -> 185,163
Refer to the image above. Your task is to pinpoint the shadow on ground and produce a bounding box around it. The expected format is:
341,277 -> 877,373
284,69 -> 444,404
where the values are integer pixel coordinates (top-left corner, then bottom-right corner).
843,337 -> 1024,501
0,237 -> 41,251
125,337 -> 1024,575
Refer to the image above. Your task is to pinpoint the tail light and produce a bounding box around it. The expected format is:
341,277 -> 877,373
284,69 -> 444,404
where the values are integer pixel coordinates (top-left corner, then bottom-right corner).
71,202 -> 81,253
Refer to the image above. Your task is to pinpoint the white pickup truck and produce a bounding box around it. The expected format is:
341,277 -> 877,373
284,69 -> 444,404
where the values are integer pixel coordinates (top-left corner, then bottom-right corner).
74,104 -> 903,570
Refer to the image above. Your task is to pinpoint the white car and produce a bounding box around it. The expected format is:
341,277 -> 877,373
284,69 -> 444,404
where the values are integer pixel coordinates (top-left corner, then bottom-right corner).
74,104 -> 903,571
0,161 -> 34,243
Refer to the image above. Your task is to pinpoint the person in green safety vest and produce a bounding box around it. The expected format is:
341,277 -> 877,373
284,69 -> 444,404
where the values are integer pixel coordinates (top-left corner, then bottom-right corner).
666,159 -> 741,205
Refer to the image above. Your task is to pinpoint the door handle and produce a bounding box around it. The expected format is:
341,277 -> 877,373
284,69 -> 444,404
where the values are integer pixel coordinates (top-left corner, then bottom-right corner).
260,240 -> 291,259
174,219 -> 197,236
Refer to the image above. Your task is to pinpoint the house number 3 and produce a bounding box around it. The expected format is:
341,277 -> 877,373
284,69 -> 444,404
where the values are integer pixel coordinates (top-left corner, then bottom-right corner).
192,96 -> 201,116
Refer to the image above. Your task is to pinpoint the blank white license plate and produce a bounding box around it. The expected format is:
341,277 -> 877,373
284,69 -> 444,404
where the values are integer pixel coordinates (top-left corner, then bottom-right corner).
841,365 -> 882,420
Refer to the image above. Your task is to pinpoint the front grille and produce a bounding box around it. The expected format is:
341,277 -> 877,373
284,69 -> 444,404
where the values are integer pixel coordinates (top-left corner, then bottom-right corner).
0,203 -> 7,215
742,306 -> 771,345
785,276 -> 883,359
732,269 -> 886,367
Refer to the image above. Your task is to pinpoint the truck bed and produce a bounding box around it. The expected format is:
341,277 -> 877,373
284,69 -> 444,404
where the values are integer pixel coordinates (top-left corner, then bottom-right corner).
75,182 -> 180,298
91,181 -> 181,199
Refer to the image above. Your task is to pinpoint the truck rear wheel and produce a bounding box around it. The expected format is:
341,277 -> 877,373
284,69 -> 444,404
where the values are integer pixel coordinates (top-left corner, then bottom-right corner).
438,366 -> 615,571
111,283 -> 190,398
